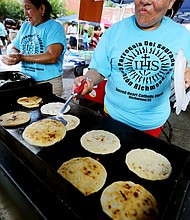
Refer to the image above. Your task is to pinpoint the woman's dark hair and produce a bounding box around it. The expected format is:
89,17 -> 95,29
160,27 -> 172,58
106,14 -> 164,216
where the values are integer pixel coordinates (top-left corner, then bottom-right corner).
29,0 -> 52,18
94,26 -> 100,31
166,0 -> 185,18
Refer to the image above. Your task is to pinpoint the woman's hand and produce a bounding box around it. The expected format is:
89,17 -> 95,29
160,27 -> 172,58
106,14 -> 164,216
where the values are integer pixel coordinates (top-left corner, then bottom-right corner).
185,61 -> 190,88
73,76 -> 94,96
73,69 -> 104,98
1,54 -> 16,65
1,53 -> 23,65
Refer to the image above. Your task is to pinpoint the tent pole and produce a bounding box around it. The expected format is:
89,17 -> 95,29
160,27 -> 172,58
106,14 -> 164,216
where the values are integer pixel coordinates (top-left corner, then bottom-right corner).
119,0 -> 122,21
77,20 -> 80,51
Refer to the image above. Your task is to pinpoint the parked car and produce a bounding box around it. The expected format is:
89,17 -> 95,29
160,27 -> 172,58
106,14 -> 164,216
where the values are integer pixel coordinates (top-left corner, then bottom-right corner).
4,18 -> 18,30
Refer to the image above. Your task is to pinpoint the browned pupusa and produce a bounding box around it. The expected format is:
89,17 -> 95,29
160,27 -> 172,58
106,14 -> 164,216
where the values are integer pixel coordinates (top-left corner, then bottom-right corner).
101,181 -> 159,220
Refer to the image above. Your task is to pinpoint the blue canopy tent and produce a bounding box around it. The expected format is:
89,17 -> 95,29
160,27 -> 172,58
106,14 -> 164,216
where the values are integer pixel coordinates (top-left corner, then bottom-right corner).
56,14 -> 112,27
56,14 -> 88,24
56,14 -> 78,23
178,0 -> 190,13
174,0 -> 190,23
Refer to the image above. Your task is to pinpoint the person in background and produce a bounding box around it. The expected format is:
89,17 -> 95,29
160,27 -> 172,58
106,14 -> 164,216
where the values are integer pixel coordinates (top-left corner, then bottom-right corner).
74,0 -> 190,137
7,30 -> 17,55
83,29 -> 88,50
84,23 -> 89,31
98,26 -> 103,38
0,20 -> 7,49
92,26 -> 100,49
68,21 -> 77,49
1,0 -> 66,97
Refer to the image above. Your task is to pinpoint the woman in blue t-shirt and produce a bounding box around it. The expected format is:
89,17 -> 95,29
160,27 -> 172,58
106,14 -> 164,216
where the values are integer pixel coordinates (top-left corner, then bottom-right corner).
2,0 -> 67,97
83,29 -> 89,50
74,0 -> 190,137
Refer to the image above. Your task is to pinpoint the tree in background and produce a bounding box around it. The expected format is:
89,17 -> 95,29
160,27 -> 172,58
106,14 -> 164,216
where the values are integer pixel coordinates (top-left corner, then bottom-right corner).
0,0 -> 68,22
49,0 -> 67,19
0,0 -> 25,22
104,0 -> 116,7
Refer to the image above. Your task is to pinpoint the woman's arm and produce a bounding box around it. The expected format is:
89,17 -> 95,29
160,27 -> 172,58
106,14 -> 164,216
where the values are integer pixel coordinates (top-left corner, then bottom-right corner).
1,46 -> 21,65
2,43 -> 63,65
21,43 -> 63,64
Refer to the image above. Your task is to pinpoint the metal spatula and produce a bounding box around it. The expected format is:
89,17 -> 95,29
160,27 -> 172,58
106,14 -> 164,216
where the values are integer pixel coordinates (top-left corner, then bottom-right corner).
55,79 -> 86,125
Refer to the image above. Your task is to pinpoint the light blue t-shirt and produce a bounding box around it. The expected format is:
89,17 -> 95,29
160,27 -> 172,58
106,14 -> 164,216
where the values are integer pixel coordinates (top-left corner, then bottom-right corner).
83,32 -> 88,43
89,15 -> 190,130
13,19 -> 66,81
0,22 -> 7,37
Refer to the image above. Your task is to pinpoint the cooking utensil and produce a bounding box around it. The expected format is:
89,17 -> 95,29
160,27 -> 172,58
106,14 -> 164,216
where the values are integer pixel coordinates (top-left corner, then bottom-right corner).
55,79 -> 86,125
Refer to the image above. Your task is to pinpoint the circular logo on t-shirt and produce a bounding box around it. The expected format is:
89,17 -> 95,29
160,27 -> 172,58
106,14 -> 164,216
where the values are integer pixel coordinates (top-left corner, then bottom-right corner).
118,41 -> 175,92
21,33 -> 44,55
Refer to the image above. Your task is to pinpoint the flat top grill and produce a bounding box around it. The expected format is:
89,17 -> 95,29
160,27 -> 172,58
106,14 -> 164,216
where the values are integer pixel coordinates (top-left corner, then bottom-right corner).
0,82 -> 190,220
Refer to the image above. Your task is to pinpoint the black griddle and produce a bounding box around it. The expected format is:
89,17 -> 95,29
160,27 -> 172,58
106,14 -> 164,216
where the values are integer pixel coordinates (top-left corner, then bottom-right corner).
0,70 -> 34,91
0,82 -> 190,220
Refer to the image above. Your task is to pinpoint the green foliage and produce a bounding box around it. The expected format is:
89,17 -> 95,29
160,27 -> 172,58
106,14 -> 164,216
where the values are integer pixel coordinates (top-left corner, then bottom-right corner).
87,26 -> 94,37
49,0 -> 66,19
80,24 -> 94,38
0,0 -> 25,21
104,0 -> 116,7
0,0 -> 69,22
